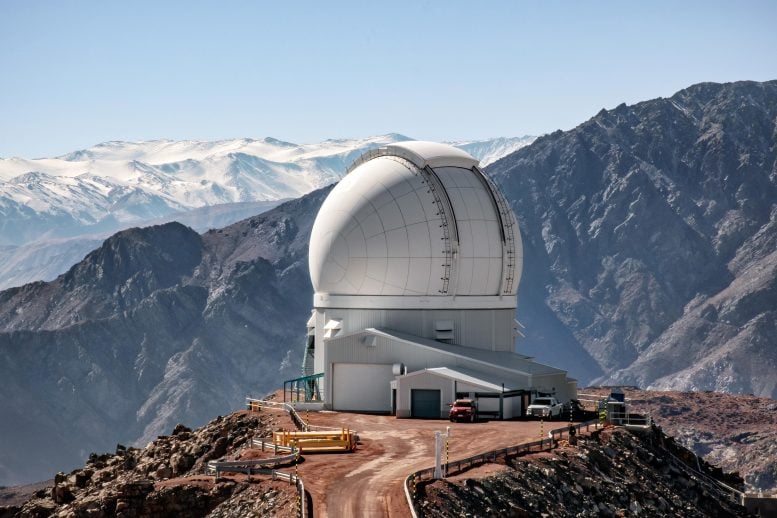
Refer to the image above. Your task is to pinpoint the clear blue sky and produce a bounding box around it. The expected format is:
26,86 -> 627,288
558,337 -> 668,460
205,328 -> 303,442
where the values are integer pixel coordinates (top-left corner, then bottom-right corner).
1,1 -> 775,158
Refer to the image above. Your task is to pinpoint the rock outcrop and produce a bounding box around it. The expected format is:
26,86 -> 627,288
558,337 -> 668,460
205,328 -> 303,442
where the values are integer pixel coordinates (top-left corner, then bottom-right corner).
583,387 -> 777,494
0,411 -> 298,518
418,427 -> 748,517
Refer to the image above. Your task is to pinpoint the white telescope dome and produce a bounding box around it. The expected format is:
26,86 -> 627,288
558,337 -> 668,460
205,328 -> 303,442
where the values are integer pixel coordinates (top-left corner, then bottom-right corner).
309,141 -> 522,308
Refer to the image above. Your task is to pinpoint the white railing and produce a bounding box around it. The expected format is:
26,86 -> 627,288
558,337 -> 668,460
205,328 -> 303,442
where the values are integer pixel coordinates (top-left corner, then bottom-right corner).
608,411 -> 652,428
251,438 -> 295,453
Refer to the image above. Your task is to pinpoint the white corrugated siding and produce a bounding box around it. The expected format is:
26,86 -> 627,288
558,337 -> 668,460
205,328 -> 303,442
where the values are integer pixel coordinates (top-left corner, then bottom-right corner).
318,307 -> 516,352
332,363 -> 394,412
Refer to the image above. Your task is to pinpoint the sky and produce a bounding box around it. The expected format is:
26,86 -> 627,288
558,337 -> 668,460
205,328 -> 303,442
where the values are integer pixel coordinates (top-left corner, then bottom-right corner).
1,1 -> 776,158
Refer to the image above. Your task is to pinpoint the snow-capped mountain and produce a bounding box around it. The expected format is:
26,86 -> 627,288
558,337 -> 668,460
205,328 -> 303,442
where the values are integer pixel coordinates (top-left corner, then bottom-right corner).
450,136 -> 536,167
0,134 -> 533,246
0,134 -> 533,289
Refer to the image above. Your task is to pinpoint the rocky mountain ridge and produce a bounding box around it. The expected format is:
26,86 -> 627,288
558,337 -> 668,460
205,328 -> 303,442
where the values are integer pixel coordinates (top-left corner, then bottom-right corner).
3,391 -> 771,517
0,200 -> 283,291
0,135 -> 532,290
0,188 -> 329,487
0,134 -> 532,246
489,80 -> 777,395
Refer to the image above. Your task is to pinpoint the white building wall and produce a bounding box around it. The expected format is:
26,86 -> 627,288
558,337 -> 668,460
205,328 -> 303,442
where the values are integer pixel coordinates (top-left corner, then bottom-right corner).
397,374 -> 525,419
395,373 -> 454,419
324,334 -> 538,417
331,363 -> 394,412
313,307 -> 517,355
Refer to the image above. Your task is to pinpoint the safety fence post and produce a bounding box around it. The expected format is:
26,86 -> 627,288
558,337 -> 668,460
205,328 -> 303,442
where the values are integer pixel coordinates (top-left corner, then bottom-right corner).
445,426 -> 450,477
293,445 -> 299,487
296,477 -> 302,518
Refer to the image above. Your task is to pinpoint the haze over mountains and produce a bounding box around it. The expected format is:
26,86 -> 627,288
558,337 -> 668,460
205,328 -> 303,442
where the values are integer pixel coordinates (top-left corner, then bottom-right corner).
0,135 -> 533,290
1,80 -> 775,487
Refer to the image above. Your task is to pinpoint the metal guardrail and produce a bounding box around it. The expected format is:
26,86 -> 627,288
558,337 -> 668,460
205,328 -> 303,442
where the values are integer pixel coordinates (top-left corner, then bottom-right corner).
660,442 -> 745,506
246,397 -> 357,434
404,419 -> 601,517
245,396 -> 371,516
246,398 -> 310,431
206,445 -> 299,478
252,438 -> 296,453
209,467 -> 306,517
239,398 -> 314,517
206,451 -> 307,517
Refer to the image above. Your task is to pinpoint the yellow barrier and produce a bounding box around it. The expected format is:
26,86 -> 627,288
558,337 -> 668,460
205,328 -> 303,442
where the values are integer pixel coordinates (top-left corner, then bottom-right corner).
272,428 -> 356,453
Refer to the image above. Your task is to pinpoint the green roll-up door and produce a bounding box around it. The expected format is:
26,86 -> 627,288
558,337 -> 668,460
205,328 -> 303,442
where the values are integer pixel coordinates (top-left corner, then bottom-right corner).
411,389 -> 441,418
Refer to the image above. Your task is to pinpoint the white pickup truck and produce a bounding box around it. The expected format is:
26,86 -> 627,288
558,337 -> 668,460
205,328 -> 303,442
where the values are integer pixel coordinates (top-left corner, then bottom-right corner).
526,397 -> 565,419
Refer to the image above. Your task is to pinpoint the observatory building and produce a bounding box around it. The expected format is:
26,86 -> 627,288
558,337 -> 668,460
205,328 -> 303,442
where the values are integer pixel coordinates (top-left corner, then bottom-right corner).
294,141 -> 576,419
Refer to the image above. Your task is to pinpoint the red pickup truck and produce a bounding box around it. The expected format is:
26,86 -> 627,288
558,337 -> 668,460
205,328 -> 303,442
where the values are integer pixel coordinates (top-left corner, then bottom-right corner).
449,399 -> 477,422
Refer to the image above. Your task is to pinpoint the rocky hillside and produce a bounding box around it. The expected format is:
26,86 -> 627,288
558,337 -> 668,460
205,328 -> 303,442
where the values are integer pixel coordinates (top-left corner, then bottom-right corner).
0,188 -> 329,487
489,80 -> 777,394
582,387 -> 777,494
417,427 -> 748,517
0,412 -> 298,518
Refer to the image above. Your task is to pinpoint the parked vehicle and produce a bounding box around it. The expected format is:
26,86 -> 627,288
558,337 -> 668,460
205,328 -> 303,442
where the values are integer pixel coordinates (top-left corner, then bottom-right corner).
449,399 -> 477,422
526,396 -> 565,419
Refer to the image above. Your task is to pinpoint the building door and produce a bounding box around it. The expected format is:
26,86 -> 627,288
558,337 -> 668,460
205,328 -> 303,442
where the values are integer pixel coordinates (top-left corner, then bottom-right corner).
332,363 -> 393,412
411,389 -> 441,418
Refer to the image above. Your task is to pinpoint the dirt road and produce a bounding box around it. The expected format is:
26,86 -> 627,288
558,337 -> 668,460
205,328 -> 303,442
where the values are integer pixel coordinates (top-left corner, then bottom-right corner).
271,409 -> 577,518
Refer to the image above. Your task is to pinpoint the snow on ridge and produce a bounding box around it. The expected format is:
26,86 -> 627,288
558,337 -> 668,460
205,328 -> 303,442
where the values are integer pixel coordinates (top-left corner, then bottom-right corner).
52,133 -> 411,167
0,134 -> 533,248
447,136 -> 537,166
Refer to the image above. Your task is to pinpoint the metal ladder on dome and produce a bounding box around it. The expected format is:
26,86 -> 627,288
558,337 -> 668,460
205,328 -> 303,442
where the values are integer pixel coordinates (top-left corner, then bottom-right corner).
423,168 -> 455,294
473,167 -> 517,295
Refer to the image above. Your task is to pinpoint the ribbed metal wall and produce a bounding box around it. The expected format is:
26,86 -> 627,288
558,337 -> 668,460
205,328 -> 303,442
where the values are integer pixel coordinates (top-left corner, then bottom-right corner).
395,374 -> 453,418
317,307 -> 516,352
322,331 -> 572,413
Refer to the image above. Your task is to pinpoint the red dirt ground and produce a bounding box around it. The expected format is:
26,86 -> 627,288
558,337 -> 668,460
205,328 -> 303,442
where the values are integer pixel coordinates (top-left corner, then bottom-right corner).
258,405 -> 582,517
